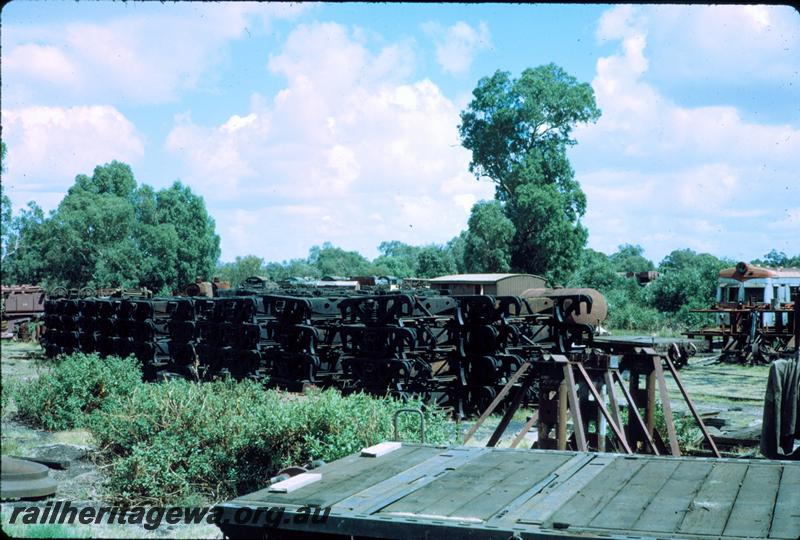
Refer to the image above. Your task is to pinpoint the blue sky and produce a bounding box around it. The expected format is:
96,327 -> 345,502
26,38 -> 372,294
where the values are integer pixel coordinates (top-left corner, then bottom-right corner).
2,2 -> 798,266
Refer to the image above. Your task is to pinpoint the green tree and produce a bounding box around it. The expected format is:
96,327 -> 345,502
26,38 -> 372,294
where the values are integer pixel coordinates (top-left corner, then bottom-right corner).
647,249 -> 729,322
308,242 -> 371,277
217,255 -> 266,288
370,241 -> 422,278
609,244 -> 654,274
262,259 -> 319,282
567,248 -> 622,292
2,202 -> 46,285
752,250 -> 800,268
1,162 -> 220,291
416,245 -> 457,278
1,142 -> 12,263
459,64 -> 600,283
446,232 -> 468,274
463,200 -> 515,272
154,181 -> 220,287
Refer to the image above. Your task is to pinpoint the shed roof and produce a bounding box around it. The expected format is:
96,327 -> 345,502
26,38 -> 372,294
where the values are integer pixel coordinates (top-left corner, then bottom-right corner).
427,273 -> 543,284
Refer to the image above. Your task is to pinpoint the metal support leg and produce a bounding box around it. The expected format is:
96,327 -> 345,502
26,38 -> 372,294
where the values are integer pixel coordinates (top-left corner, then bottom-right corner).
563,364 -> 587,451
663,355 -> 720,457
463,362 -> 531,444
575,364 -> 632,454
653,356 -> 681,456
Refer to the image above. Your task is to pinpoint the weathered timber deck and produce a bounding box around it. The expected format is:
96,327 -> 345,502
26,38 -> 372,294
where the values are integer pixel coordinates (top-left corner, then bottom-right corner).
217,444 -> 800,540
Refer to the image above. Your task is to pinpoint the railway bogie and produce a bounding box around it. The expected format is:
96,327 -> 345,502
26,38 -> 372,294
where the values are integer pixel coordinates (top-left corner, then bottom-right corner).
40,290 -> 595,414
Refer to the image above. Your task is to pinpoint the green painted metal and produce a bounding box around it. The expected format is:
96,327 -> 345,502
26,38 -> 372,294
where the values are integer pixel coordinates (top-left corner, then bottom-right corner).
216,444 -> 800,539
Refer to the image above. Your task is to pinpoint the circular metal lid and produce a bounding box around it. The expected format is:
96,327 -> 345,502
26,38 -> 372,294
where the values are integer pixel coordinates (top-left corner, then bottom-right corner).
1,456 -> 58,500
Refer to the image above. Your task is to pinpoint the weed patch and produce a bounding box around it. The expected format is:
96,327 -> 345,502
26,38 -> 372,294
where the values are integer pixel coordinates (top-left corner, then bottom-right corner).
13,353 -> 142,431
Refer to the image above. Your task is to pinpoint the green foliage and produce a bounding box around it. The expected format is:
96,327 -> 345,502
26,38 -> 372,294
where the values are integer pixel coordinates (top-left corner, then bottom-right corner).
89,381 -> 453,504
371,240 -> 422,278
566,249 -> 621,291
13,353 -> 142,431
459,65 -> 600,282
1,142 -> 11,261
646,249 -> 729,327
446,232 -> 468,274
567,246 -> 732,332
507,183 -> 588,284
308,241 -> 371,277
1,162 -> 220,291
752,249 -> 800,268
416,244 -> 458,278
1,378 -> 14,420
464,200 -> 515,272
609,244 -> 654,273
216,255 -> 266,288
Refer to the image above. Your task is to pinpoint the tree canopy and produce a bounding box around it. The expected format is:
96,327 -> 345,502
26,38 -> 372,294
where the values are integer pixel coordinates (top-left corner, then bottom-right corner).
463,200 -> 514,273
459,64 -> 601,283
1,161 -> 220,292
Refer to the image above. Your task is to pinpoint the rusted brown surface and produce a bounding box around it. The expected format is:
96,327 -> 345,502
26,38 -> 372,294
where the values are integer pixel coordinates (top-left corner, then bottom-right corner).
522,287 -> 608,327
720,262 -> 800,282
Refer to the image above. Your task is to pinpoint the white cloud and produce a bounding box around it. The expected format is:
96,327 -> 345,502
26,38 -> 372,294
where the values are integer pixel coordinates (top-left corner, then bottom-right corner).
2,106 -> 145,207
574,6 -> 800,262
597,5 -> 800,83
166,22 -> 493,261
1,3 -> 311,106
2,44 -> 81,87
423,21 -> 491,74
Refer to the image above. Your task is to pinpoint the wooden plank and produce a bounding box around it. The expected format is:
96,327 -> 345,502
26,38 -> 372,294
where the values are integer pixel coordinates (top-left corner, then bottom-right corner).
339,447 -> 488,514
604,370 -> 626,447
514,454 -> 613,525
588,458 -> 681,530
632,459 -> 713,533
509,410 -> 538,449
556,380 -> 568,449
361,441 -> 401,457
546,457 -> 646,528
663,354 -> 721,457
678,461 -> 748,536
613,370 -> 660,455
724,463 -> 782,538
380,450 -> 517,517
575,363 -> 631,454
240,445 -> 435,506
563,364 -> 587,451
770,464 -> 800,539
653,357 -> 680,456
268,473 -> 321,493
449,452 -> 571,521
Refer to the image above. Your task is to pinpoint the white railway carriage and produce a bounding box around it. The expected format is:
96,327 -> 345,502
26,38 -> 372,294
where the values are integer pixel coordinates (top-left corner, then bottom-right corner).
716,262 -> 800,325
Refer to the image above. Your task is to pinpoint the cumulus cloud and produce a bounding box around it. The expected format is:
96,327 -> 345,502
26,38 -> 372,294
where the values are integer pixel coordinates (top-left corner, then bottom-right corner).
423,21 -> 491,74
574,5 -> 800,262
2,106 -> 145,208
166,22 -> 493,261
597,5 -> 800,82
1,3 -> 311,106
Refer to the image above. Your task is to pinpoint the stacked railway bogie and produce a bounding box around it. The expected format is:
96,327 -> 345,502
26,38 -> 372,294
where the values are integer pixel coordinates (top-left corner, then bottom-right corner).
41,290 -> 596,413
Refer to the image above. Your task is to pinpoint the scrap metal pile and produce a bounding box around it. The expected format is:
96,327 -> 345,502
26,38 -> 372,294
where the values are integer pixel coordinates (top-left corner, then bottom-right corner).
39,289 -> 595,416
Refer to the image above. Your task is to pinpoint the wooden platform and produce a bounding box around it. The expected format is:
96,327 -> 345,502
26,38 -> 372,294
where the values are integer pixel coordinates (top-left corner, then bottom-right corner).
217,444 -> 800,539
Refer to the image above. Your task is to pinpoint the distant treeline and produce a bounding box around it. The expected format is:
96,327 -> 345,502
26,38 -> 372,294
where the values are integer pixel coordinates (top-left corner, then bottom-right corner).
217,244 -> 797,332
2,157 -> 797,332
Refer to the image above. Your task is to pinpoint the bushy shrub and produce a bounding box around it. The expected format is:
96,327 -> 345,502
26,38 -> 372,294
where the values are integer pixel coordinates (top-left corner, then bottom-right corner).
13,353 -> 142,431
1,378 -> 14,419
89,379 -> 454,504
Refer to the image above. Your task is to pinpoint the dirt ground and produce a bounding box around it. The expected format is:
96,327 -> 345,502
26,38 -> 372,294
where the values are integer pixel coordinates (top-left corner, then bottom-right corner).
0,340 -> 774,538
